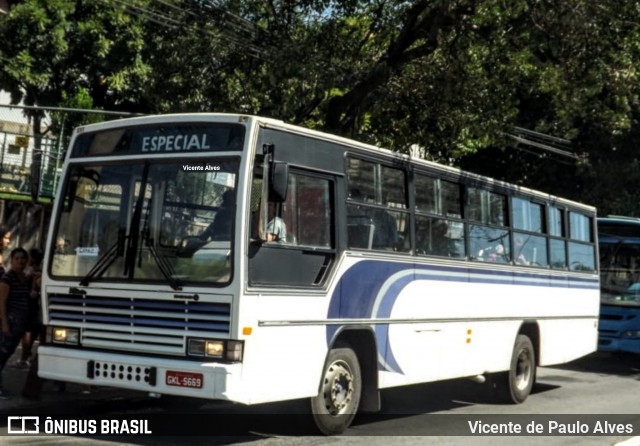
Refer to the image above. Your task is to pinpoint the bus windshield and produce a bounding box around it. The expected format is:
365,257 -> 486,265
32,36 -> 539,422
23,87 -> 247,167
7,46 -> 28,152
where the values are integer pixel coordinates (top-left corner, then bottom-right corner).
600,241 -> 640,307
50,158 -> 239,287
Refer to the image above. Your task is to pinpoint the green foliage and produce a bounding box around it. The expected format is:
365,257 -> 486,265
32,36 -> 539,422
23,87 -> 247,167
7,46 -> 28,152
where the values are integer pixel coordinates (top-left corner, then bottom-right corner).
0,0 -> 150,112
3,0 -> 640,214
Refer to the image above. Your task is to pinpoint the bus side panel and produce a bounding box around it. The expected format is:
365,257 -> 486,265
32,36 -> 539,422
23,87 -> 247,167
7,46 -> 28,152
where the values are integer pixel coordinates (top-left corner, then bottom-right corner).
235,294 -> 330,405
537,317 -> 599,366
325,259 -> 599,389
235,261 -> 599,404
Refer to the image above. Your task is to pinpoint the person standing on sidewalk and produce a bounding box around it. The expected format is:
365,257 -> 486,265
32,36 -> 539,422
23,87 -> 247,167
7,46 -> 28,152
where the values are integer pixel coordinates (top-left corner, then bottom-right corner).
0,226 -> 12,274
22,248 -> 49,399
0,248 -> 31,399
13,248 -> 44,369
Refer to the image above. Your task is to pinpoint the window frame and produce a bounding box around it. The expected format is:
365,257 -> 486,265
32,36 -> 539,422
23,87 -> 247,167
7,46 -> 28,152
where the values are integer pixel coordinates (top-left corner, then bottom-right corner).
345,155 -> 410,252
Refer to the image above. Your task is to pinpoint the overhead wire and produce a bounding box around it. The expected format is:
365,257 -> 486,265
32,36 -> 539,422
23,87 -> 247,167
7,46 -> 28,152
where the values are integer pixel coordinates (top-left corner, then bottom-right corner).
149,0 -> 267,57
110,0 -> 182,28
102,0 -> 267,59
181,0 -> 269,57
196,0 -> 261,36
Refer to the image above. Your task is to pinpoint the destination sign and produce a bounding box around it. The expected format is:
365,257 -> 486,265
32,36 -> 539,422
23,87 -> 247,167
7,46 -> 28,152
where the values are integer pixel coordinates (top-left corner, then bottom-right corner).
141,134 -> 212,152
71,123 -> 245,157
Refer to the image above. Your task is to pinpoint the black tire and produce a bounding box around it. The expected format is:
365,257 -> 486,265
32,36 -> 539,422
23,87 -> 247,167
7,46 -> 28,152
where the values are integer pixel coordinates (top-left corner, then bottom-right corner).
492,334 -> 536,404
310,345 -> 362,435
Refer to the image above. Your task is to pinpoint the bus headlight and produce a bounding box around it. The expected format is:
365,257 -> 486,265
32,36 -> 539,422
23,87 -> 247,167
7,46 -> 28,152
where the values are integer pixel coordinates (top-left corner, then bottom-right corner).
49,327 -> 80,345
205,340 -> 225,357
187,338 -> 244,361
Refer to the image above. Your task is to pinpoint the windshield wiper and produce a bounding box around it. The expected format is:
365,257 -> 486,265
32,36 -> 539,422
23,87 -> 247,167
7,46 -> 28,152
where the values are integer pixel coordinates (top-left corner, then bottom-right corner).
79,236 -> 123,286
142,233 -> 183,291
137,184 -> 182,291
140,207 -> 182,290
124,162 -> 150,278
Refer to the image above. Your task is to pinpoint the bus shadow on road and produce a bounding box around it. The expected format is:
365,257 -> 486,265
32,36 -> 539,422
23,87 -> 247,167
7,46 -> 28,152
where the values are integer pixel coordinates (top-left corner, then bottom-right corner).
26,374 -> 566,441
90,369 -> 569,439
351,377 -> 560,431
139,376 -> 545,437
549,351 -> 640,377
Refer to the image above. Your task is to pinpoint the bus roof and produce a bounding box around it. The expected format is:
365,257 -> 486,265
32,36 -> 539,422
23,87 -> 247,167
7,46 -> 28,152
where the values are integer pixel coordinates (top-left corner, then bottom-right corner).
598,216 -> 640,242
73,112 -> 596,214
598,216 -> 640,224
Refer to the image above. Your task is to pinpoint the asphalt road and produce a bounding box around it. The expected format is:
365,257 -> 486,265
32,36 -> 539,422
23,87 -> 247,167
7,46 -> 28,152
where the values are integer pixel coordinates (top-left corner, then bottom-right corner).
1,351 -> 639,445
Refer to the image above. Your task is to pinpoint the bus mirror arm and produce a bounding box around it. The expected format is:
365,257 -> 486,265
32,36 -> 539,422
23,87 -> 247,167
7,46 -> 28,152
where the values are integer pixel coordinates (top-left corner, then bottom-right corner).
269,161 -> 288,202
262,143 -> 288,202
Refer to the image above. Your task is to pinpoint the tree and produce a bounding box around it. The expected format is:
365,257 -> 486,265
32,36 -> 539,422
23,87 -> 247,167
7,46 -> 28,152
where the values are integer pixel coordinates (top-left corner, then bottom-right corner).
0,0 -> 151,112
457,1 -> 640,209
4,0 -> 640,213
0,0 -> 151,198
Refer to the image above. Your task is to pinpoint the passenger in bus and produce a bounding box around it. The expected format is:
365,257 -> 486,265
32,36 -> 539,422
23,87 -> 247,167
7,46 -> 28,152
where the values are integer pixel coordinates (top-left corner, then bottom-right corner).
55,236 -> 69,255
428,220 -> 450,256
486,244 -> 507,262
514,236 -> 530,265
348,189 -> 398,250
200,190 -> 234,242
371,207 -> 398,250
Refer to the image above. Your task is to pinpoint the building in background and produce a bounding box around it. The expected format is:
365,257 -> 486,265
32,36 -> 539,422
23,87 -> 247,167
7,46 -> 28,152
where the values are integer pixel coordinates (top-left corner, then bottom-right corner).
0,91 -> 56,250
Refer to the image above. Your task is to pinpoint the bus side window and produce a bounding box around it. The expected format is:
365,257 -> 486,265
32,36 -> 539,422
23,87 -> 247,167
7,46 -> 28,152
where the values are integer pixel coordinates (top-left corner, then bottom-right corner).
345,158 -> 407,252
549,206 -> 567,269
248,171 -> 335,287
282,173 -> 331,247
347,215 -> 375,249
415,217 -> 450,257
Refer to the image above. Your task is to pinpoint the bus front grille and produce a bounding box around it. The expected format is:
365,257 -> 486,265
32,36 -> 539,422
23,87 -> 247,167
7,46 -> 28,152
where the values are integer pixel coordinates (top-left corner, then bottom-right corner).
47,293 -> 231,356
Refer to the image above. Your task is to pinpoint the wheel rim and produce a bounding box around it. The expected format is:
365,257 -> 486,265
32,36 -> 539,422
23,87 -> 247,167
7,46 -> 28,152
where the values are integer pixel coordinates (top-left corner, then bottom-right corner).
321,359 -> 354,416
514,348 -> 533,390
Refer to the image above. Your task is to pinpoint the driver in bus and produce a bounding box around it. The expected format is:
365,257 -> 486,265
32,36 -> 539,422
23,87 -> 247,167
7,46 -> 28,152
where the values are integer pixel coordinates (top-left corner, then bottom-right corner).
266,214 -> 287,242
200,190 -> 234,242
248,181 -> 287,243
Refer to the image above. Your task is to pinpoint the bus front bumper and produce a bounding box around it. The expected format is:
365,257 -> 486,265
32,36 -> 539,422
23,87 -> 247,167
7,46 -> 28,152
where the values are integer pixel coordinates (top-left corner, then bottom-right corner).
38,346 -> 245,402
598,335 -> 640,354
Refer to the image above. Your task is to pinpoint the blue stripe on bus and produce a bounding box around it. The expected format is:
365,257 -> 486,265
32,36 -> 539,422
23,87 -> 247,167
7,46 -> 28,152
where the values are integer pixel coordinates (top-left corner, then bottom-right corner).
48,295 -> 230,313
326,260 -> 599,374
49,312 -> 229,331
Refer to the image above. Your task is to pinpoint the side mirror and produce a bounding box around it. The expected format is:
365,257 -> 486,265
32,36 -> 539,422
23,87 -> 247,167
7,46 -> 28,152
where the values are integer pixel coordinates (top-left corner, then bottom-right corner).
63,174 -> 79,213
62,168 -> 100,212
269,161 -> 288,202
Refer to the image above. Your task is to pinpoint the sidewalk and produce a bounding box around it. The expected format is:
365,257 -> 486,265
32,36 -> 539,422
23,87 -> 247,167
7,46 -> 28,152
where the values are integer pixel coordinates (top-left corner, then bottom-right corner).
0,345 -> 133,414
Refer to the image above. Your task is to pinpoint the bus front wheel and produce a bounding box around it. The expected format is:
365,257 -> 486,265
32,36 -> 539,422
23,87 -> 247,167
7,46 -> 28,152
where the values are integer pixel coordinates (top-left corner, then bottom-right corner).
492,334 -> 536,404
310,345 -> 362,435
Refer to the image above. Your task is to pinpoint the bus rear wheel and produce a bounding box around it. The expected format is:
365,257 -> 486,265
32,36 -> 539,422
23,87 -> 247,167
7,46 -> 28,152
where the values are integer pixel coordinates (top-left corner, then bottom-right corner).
310,345 -> 362,435
492,334 -> 536,404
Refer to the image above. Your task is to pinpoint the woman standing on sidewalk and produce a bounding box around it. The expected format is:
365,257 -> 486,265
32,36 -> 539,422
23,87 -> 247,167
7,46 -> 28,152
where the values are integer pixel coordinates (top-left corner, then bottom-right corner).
0,248 -> 30,399
14,248 -> 44,369
0,226 -> 12,274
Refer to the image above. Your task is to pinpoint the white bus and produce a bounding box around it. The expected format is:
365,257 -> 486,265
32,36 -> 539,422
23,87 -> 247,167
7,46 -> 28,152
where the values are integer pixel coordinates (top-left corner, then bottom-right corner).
38,114 -> 599,434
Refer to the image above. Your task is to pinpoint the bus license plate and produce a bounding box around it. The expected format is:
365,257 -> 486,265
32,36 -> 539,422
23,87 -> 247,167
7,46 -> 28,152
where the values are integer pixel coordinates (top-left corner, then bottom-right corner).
166,371 -> 203,389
